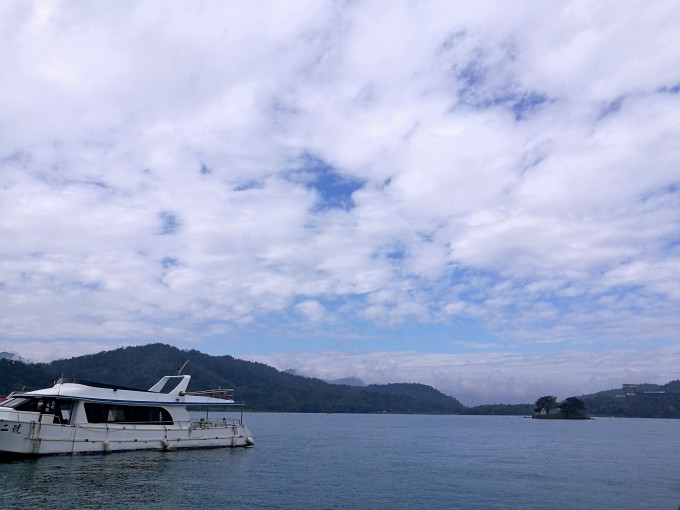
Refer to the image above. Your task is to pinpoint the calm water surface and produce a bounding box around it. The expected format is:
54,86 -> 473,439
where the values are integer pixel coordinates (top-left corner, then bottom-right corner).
1,414 -> 678,509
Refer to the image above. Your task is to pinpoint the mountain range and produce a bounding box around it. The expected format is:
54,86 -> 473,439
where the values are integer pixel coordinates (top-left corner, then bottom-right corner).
1,343 -> 678,417
0,343 -> 466,414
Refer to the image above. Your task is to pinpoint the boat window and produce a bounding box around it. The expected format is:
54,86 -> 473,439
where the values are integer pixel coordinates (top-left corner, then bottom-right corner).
38,398 -> 57,414
107,406 -> 126,422
58,400 -> 73,424
83,403 -> 173,424
154,376 -> 185,394
6,397 -> 41,412
1,397 -> 34,410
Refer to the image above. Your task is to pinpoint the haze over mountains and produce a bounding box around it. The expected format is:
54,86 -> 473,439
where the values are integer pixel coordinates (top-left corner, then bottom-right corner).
0,352 -> 25,362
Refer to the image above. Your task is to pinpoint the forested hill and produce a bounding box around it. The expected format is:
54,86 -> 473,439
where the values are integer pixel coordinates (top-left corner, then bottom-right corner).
0,343 -> 466,414
579,380 -> 680,418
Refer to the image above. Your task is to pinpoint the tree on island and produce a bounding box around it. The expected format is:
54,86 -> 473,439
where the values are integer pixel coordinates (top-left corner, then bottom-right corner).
559,397 -> 586,418
534,395 -> 558,415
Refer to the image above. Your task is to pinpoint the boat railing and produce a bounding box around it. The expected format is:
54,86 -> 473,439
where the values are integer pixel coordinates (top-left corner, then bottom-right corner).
182,389 -> 234,400
190,417 -> 241,430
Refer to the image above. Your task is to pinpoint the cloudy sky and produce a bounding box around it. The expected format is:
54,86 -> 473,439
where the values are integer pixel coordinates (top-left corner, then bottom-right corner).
1,1 -> 679,404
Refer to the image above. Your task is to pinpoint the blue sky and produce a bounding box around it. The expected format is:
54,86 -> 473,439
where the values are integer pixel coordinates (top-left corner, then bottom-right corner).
1,1 -> 679,404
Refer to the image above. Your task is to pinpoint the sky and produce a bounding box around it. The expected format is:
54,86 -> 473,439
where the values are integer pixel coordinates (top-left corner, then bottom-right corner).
1,1 -> 679,405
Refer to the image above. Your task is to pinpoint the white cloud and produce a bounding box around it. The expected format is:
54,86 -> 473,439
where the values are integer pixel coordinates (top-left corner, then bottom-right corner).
0,2 -> 679,401
295,300 -> 326,323
252,346 -> 680,405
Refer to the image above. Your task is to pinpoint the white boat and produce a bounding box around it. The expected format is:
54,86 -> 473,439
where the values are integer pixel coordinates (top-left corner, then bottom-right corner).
0,374 -> 254,458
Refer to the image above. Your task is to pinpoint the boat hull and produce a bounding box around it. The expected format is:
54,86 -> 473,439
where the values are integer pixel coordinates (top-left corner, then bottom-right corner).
0,418 -> 254,457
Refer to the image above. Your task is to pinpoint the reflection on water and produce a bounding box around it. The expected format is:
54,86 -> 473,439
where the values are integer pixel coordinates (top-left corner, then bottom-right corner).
2,447 -> 254,509
7,454 -> 168,507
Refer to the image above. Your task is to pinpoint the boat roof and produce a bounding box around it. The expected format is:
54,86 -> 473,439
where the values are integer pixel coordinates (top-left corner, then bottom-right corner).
55,378 -> 147,393
5,375 -> 243,407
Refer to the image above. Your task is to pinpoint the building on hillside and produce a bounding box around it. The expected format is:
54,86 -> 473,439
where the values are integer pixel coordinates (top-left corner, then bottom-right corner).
622,384 -> 638,395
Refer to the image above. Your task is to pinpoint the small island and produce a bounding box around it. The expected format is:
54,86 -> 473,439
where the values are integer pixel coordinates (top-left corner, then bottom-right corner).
532,395 -> 592,420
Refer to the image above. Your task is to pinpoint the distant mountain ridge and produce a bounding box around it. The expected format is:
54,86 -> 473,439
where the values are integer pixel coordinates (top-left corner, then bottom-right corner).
326,377 -> 366,387
1,343 -> 678,417
285,370 -> 365,387
578,380 -> 680,418
0,344 -> 465,414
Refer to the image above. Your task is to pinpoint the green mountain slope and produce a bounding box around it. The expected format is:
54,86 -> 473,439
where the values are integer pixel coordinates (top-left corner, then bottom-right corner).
0,358 -> 54,394
1,343 -> 466,414
580,381 -> 680,418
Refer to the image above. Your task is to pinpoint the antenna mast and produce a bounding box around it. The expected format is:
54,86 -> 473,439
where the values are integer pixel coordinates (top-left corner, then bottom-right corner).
177,360 -> 189,375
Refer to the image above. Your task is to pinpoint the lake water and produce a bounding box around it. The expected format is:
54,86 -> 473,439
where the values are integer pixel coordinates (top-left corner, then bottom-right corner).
1,414 -> 678,509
